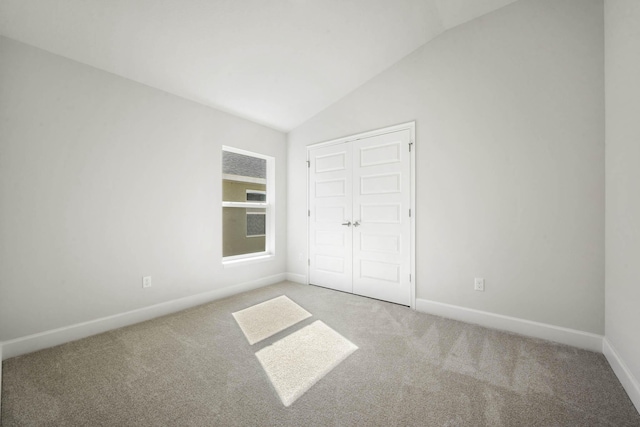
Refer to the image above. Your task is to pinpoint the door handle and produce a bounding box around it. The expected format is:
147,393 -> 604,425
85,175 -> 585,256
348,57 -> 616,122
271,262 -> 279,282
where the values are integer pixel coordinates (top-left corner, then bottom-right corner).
341,221 -> 352,227
353,220 -> 361,227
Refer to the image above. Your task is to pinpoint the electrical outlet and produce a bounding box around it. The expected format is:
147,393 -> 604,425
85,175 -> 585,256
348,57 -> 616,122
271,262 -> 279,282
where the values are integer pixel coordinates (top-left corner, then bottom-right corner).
474,278 -> 485,292
142,276 -> 152,288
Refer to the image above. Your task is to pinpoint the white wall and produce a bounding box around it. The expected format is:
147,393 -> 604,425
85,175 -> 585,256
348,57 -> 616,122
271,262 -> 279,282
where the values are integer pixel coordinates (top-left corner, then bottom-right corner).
604,0 -> 640,406
0,37 -> 287,342
288,0 -> 605,334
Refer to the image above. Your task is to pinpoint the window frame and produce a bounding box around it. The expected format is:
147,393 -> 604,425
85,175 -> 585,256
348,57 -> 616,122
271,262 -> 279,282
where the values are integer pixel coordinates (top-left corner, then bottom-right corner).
221,146 -> 275,266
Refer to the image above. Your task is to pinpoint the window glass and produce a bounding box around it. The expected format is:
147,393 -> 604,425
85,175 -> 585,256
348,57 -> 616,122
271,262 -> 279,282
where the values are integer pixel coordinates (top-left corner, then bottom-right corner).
246,209 -> 266,236
222,148 -> 272,260
246,190 -> 266,202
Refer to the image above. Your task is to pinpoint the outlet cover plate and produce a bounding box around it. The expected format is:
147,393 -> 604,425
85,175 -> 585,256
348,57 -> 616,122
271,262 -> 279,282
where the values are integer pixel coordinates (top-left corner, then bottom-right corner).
142,276 -> 152,288
474,278 -> 484,292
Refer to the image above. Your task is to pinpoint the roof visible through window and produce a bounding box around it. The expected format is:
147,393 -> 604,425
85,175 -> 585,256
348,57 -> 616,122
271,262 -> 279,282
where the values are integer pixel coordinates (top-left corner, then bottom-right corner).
223,151 -> 266,179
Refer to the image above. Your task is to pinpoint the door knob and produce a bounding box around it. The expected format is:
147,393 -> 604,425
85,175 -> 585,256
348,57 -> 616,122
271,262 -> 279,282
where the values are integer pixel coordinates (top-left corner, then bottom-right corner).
341,221 -> 352,227
353,220 -> 361,227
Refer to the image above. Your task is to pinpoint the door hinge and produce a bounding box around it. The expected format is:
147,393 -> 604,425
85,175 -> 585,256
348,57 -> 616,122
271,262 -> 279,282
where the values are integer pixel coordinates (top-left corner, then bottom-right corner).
308,259 -> 310,266
409,274 -> 412,282
306,160 -> 310,168
409,141 -> 414,152
308,209 -> 310,217
409,208 -> 411,217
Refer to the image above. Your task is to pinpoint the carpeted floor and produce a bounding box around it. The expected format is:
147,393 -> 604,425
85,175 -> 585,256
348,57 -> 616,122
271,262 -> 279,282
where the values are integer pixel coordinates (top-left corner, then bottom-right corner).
2,281 -> 639,426
232,295 -> 312,345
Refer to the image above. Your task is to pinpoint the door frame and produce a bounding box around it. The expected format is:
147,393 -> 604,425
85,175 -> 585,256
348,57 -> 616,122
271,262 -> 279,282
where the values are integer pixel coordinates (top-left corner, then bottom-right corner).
306,121 -> 416,309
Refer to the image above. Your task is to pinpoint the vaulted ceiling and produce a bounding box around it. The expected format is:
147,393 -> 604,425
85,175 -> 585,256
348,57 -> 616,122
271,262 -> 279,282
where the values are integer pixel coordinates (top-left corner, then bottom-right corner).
0,0 -> 519,131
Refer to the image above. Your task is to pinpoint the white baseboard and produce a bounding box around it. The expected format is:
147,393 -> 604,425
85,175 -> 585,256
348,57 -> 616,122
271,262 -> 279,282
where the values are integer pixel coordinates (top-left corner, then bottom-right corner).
415,299 -> 603,352
0,273 -> 287,360
286,272 -> 307,284
603,338 -> 640,413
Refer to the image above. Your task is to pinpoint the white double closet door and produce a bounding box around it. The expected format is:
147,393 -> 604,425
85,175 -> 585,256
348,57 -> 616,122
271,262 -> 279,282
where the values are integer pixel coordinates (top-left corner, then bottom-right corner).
308,129 -> 412,306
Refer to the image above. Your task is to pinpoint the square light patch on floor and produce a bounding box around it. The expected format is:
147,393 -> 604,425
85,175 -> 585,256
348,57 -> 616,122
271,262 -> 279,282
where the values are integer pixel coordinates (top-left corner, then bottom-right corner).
255,320 -> 358,407
232,295 -> 312,345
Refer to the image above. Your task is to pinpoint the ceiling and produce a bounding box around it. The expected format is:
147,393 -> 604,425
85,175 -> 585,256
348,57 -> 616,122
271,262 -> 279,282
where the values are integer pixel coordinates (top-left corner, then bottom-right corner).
0,0 -> 518,131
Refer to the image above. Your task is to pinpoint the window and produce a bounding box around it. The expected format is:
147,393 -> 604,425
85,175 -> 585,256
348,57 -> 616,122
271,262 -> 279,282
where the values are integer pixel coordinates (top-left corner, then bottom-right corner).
222,147 -> 274,263
246,210 -> 266,237
246,189 -> 266,202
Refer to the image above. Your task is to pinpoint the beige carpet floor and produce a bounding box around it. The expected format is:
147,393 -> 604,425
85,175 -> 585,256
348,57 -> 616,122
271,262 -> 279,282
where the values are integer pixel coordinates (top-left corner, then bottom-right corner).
2,281 -> 639,426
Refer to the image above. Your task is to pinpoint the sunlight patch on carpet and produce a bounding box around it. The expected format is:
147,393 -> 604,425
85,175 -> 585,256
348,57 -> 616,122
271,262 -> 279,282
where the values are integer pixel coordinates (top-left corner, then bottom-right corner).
232,295 -> 311,345
255,320 -> 358,407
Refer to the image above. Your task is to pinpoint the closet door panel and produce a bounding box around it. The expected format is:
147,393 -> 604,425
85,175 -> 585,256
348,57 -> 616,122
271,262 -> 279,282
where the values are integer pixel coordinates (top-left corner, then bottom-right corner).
308,143 -> 353,293
352,130 -> 411,306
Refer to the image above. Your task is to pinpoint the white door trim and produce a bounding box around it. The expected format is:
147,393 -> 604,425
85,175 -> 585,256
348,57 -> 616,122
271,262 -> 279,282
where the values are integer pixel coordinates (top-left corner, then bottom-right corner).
306,122 -> 416,309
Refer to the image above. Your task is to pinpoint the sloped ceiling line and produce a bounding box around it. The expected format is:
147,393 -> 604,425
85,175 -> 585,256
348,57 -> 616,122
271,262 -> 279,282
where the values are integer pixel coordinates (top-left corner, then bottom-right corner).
0,0 -> 519,131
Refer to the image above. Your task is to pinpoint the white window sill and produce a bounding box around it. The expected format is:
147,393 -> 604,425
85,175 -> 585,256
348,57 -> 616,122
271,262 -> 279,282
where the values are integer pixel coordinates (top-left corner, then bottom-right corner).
222,253 -> 275,268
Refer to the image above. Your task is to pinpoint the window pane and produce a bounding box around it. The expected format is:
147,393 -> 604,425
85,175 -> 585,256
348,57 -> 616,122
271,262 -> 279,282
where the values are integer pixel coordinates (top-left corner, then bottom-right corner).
246,190 -> 266,202
222,151 -> 266,178
223,180 -> 266,202
223,207 -> 266,257
222,151 -> 267,202
246,209 -> 266,236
